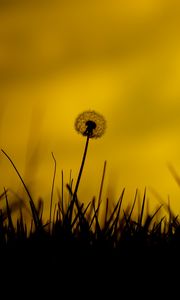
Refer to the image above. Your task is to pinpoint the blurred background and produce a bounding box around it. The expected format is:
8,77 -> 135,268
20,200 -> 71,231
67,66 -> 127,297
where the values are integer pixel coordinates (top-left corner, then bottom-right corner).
1,0 -> 180,219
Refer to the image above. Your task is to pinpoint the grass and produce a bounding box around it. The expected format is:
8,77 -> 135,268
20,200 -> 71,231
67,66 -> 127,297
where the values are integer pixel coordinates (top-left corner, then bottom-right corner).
0,153 -> 179,250
0,148 -> 180,295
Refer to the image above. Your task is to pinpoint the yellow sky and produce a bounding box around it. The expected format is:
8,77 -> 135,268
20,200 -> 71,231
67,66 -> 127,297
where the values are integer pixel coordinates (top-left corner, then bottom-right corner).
1,0 -> 180,218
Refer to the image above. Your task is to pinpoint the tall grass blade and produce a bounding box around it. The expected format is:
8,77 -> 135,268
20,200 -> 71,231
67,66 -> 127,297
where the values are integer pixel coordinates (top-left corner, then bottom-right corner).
49,152 -> 57,232
138,188 -> 146,227
4,187 -> 15,237
1,149 -> 41,230
97,160 -> 107,209
104,188 -> 125,232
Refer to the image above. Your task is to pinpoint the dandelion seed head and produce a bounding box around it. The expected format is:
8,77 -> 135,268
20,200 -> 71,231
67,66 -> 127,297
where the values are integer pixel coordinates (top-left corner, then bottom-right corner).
75,110 -> 106,138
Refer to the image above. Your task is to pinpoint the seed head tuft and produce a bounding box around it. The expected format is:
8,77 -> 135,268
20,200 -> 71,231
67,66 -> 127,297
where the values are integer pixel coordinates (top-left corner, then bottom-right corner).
75,110 -> 106,138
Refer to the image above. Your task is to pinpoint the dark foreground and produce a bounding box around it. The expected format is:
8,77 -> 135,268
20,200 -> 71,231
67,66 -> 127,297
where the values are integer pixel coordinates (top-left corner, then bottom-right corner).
1,227 -> 180,299
0,187 -> 179,298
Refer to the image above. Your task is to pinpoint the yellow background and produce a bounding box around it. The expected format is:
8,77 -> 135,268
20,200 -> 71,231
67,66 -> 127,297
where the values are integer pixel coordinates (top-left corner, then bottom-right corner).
1,0 -> 180,219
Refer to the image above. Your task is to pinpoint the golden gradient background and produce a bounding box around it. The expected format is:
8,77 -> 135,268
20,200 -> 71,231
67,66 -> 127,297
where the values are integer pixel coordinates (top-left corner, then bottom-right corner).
1,0 -> 180,217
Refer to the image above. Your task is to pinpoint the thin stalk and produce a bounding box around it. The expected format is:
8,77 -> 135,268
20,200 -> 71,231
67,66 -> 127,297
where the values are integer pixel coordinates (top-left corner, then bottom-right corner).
1,149 -> 40,229
61,170 -> 64,214
73,135 -> 90,201
49,152 -> 56,232
97,160 -> 107,209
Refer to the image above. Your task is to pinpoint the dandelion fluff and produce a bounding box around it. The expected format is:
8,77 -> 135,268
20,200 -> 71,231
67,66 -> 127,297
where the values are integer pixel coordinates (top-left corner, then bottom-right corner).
75,110 -> 106,138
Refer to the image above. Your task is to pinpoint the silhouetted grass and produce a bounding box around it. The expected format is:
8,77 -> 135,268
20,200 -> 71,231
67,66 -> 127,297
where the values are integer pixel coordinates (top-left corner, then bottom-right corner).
0,149 -> 180,296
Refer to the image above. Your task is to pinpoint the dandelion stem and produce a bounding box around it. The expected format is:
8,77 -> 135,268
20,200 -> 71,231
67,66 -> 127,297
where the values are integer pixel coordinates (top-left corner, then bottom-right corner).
73,135 -> 90,200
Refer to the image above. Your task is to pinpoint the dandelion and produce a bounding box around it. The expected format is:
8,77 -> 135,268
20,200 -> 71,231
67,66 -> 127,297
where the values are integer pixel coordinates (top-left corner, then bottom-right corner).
75,110 -> 106,138
73,110 -> 106,200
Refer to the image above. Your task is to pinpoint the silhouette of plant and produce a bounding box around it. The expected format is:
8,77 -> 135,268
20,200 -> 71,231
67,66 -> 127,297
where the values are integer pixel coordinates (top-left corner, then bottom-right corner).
73,110 -> 106,201
75,110 -> 106,138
